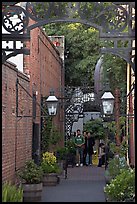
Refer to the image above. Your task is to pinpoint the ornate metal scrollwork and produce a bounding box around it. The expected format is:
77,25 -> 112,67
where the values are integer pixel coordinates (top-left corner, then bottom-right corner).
2,4 -> 30,63
63,85 -> 100,140
2,2 -> 135,72
2,5 -> 29,33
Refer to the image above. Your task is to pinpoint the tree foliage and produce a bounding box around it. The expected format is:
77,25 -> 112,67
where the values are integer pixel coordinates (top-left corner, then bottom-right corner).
83,118 -> 106,140
44,23 -> 127,94
44,22 -> 101,86
43,12 -> 127,116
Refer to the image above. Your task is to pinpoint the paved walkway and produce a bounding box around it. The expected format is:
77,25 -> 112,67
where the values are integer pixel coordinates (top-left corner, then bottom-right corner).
41,165 -> 106,202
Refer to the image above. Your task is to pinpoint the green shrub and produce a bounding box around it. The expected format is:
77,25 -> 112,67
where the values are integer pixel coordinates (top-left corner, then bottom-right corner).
107,156 -> 128,179
56,147 -> 69,160
2,182 -> 23,202
83,119 -> 106,140
18,160 -> 43,184
41,152 -> 61,174
104,168 -> 135,202
65,139 -> 76,154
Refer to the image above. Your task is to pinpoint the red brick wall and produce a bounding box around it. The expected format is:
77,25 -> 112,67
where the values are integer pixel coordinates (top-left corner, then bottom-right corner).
2,61 -> 32,184
2,21 -> 64,184
24,21 -> 64,147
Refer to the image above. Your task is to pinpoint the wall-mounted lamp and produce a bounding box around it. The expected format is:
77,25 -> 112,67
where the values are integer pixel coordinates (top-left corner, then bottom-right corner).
46,90 -> 58,116
101,89 -> 115,116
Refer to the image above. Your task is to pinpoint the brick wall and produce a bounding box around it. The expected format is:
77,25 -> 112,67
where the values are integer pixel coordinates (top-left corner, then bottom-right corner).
24,22 -> 64,150
2,61 -> 32,184
2,21 -> 64,183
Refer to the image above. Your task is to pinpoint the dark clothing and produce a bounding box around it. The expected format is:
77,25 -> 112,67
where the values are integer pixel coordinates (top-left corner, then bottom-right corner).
83,136 -> 95,165
87,136 -> 95,155
98,144 -> 110,168
98,154 -> 105,167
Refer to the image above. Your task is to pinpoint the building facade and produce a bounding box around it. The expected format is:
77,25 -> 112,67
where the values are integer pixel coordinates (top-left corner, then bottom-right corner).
2,19 -> 64,183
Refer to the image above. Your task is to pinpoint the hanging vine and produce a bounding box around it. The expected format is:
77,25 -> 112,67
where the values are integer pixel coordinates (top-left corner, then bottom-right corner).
41,106 -> 63,153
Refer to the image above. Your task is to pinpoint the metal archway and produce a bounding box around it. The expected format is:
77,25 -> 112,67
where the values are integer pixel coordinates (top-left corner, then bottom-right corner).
2,2 -> 135,72
62,85 -> 100,141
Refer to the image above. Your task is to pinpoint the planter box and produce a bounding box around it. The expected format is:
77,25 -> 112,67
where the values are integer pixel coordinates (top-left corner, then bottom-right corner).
22,183 -> 43,202
43,173 -> 58,186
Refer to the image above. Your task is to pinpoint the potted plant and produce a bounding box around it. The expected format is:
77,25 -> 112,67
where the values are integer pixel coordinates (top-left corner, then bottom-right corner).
18,159 -> 43,202
105,140 -> 129,184
65,139 -> 76,167
41,152 -> 61,186
104,168 -> 135,202
2,181 -> 23,202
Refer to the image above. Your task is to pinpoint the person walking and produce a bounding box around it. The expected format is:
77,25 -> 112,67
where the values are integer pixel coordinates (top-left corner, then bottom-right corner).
74,129 -> 85,167
86,132 -> 95,166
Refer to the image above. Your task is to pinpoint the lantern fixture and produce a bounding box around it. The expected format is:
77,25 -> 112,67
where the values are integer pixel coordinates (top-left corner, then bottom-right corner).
46,90 -> 58,116
101,91 -> 115,115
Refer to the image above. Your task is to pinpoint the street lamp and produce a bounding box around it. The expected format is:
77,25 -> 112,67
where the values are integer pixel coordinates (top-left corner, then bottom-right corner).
46,90 -> 58,116
101,91 -> 115,115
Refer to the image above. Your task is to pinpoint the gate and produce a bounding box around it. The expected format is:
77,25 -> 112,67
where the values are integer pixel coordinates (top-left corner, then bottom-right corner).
2,2 -> 135,72
2,2 -> 135,142
2,2 -> 135,151
64,85 -> 100,141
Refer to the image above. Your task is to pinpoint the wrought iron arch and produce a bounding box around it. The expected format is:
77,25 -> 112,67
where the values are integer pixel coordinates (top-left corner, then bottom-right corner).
2,2 -> 135,72
2,2 -> 135,140
63,85 -> 101,140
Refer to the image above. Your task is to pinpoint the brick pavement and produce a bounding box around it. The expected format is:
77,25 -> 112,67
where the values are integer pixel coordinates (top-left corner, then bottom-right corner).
41,165 -> 106,202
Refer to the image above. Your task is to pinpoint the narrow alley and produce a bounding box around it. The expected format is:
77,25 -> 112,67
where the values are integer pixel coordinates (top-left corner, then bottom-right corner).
41,165 -> 106,202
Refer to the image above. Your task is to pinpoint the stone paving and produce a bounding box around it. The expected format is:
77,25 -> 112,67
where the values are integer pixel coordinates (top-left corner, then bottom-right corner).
41,165 -> 106,202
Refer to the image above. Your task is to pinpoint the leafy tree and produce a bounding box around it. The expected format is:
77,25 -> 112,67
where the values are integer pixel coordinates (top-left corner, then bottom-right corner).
33,2 -> 127,96
44,23 -> 127,107
83,118 -> 106,140
44,22 -> 101,86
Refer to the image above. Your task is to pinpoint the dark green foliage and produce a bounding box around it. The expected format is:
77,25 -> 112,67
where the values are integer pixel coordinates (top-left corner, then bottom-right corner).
107,156 -> 128,179
102,54 -> 127,115
44,22 -> 101,86
83,118 -> 105,140
41,110 -> 62,152
18,160 -> 43,184
50,127 -> 63,145
41,110 -> 52,152
65,139 -> 76,154
104,168 -> 135,202
56,147 -> 69,160
43,19 -> 127,122
56,139 -> 76,161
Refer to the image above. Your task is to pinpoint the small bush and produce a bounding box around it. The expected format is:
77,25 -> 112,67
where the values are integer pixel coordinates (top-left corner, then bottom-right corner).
18,160 -> 43,184
2,182 -> 23,202
107,156 -> 128,179
56,147 -> 69,160
104,168 -> 135,202
41,152 -> 61,174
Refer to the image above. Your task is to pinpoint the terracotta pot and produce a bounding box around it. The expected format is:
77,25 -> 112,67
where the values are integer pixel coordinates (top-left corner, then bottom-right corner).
22,182 -> 43,202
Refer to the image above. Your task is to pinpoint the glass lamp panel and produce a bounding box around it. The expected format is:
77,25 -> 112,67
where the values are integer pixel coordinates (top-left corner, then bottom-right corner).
102,100 -> 114,115
47,103 -> 58,116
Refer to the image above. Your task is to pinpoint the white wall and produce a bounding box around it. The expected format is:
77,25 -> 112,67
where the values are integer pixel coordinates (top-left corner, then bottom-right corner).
83,112 -> 101,123
72,118 -> 83,133
72,111 -> 101,134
